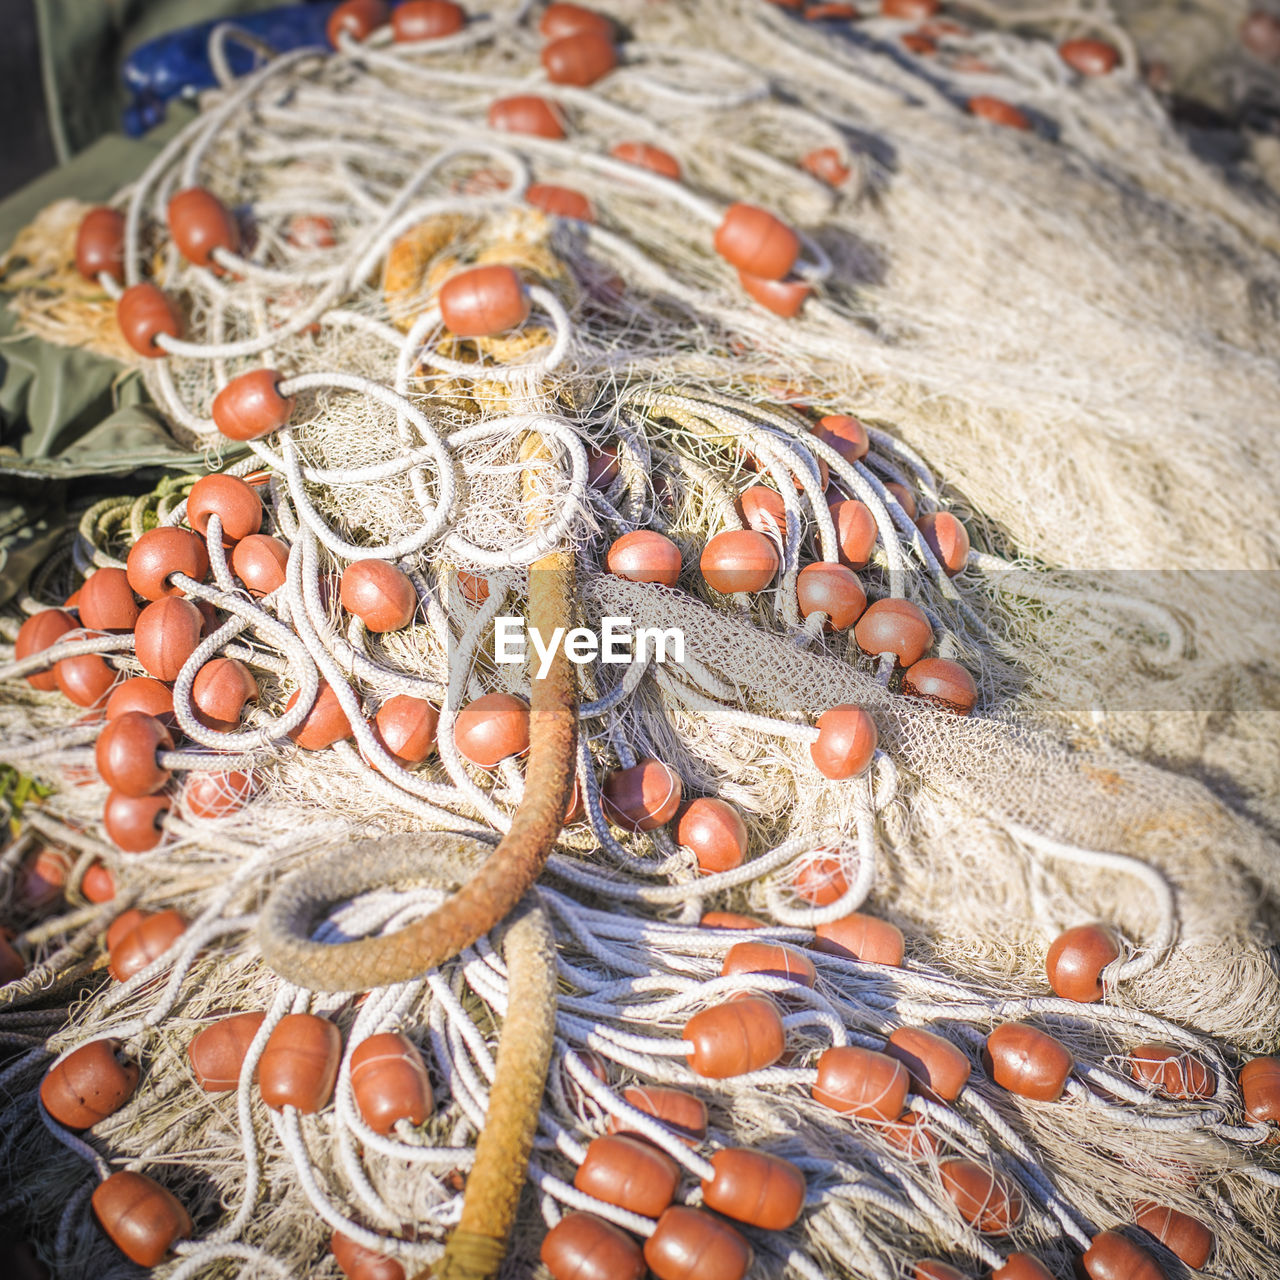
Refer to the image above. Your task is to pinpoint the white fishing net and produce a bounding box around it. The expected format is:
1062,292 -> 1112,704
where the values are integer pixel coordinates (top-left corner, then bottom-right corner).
0,1 -> 1277,1278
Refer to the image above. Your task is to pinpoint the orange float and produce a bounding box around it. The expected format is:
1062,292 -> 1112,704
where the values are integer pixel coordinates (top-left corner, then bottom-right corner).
684,996 -> 785,1077
714,204 -> 800,281
439,265 -> 531,337
1046,922 -> 1121,1002
392,0 -> 465,41
168,187 -> 239,269
212,370 -> 296,441
91,1171 -> 192,1267
75,207 -> 126,281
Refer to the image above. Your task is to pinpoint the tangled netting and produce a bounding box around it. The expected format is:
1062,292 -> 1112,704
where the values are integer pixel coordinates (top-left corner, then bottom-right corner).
1,1 -> 1279,1278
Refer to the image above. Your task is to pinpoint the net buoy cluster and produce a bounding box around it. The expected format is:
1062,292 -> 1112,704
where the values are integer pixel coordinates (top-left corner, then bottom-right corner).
1,1 -> 1278,1278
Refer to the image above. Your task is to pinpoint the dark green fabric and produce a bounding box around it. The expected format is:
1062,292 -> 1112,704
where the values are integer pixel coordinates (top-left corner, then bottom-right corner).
0,118 -> 209,478
1,0 -> 286,604
35,0 -> 294,160
0,116 -> 225,606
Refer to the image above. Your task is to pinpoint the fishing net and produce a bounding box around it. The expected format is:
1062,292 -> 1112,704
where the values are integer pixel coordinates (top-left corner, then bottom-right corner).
1,1 -> 1278,1278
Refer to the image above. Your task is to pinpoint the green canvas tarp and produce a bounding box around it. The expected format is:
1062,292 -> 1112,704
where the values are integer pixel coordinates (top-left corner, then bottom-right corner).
0,1 -> 285,602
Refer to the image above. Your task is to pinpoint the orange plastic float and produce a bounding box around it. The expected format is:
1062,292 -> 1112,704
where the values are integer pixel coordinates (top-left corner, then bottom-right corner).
801,148 -> 851,186
609,1086 -> 707,1143
901,657 -> 978,714
714,204 -> 800,281
644,1206 -> 753,1280
853,597 -> 933,665
372,696 -> 439,767
188,1012 -> 267,1091
75,207 -> 125,281
938,1158 -> 1023,1234
183,769 -> 255,819
109,910 -> 188,982
810,704 -> 878,779
1133,1201 -> 1213,1269
40,1040 -> 139,1128
882,0 -> 939,17
78,568 -> 140,632
611,142 -> 681,180
1240,1054 -> 1280,1122
212,370 -> 296,441
103,792 -> 172,852
793,853 -> 849,906
231,534 -> 291,595
684,996 -> 785,1077
814,913 -> 905,965
1059,38 -> 1119,75
701,911 -> 766,930
606,530 -> 682,586
738,269 -> 811,317
392,0 -> 465,41
331,1230 -> 406,1280
189,657 -> 257,732
573,1133 -> 680,1217
884,481 -> 917,518
168,187 -> 239,269
676,797 -> 748,872
133,597 -> 205,682
186,475 -> 263,545
439,265 -> 531,337
488,95 -> 566,139
453,692 -> 531,767
914,1264 -> 966,1280
700,530 -> 780,593
350,1032 -> 434,1133
917,511 -> 970,576
1046,922 -> 1122,1002
539,1212 -> 644,1280
968,96 -> 1033,130
1080,1230 -> 1168,1280
812,1046 -> 910,1121
739,486 -> 787,537
700,1148 -> 806,1229
885,1026 -> 971,1101
542,32 -> 616,86
540,3 -> 614,39
91,1171 -> 192,1268
54,651 -> 115,708
258,1013 -> 342,1112
328,0 -> 389,46
15,609 -> 77,691
286,681 -> 355,750
340,559 -> 417,632
116,284 -> 183,357
721,941 -> 817,986
985,1022 -> 1074,1101
602,759 -> 683,831
527,184 -> 595,222
126,528 -> 209,599
813,414 -> 869,464
95,711 -> 173,797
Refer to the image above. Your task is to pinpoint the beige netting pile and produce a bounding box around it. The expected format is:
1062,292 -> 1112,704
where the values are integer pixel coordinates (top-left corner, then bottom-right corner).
0,1 -> 1277,1278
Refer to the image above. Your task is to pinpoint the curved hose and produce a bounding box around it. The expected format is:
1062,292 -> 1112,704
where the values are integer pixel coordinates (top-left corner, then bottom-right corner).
256,430 -> 577,1280
429,894 -> 558,1280
255,439 -> 577,991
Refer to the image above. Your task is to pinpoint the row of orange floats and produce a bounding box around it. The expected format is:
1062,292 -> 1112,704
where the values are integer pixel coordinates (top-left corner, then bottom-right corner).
768,0 -> 1126,135
42,981 -> 432,1270
602,515 -> 978,716
15,875 -> 1280,1274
